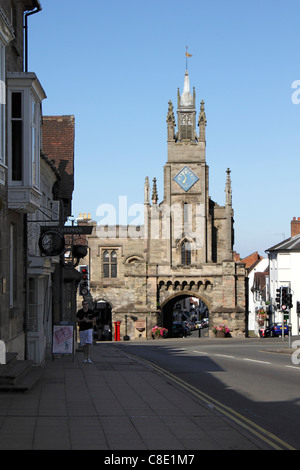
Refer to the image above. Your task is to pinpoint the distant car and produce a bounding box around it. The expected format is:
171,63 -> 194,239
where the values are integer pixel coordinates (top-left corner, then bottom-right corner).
263,323 -> 289,337
196,319 -> 209,329
171,322 -> 188,338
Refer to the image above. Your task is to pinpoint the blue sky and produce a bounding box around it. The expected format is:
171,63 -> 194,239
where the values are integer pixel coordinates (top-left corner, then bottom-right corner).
28,0 -> 300,258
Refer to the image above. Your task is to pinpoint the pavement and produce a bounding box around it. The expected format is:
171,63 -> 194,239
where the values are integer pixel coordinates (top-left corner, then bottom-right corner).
0,341 -> 283,451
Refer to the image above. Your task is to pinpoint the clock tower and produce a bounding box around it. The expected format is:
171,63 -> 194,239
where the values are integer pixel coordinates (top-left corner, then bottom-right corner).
83,67 -> 247,340
160,69 -> 232,266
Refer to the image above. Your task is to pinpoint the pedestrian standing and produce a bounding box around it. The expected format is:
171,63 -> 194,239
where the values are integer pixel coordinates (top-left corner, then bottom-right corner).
76,300 -> 96,363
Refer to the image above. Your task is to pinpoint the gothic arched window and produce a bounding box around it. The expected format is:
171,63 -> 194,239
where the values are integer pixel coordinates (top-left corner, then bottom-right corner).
181,241 -> 191,266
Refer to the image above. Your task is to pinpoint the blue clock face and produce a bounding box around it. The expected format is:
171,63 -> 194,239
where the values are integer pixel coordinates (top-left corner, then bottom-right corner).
173,166 -> 199,192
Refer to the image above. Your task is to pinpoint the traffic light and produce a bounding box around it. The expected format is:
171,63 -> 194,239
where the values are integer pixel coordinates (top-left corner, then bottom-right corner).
275,288 -> 281,310
79,265 -> 89,296
287,291 -> 293,309
281,287 -> 289,312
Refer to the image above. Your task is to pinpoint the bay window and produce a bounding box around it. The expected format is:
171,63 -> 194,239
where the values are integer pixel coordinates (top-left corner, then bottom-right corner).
7,72 -> 46,212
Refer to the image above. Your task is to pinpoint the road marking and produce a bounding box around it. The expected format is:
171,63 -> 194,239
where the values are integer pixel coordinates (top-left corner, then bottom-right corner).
124,351 -> 295,451
193,350 -> 209,355
214,354 -> 236,359
243,358 -> 271,365
286,365 -> 300,370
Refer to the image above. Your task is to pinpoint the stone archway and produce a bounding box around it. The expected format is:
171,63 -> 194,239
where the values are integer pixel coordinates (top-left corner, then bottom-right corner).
158,291 -> 210,336
157,278 -> 214,336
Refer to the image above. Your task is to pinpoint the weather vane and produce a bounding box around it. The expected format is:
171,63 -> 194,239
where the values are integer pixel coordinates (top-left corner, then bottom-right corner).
185,46 -> 192,69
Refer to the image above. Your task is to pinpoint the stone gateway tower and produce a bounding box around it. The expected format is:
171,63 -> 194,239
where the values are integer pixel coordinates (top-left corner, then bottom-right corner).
80,70 -> 247,340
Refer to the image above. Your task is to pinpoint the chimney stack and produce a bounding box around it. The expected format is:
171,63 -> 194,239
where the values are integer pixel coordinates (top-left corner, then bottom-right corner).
291,217 -> 300,237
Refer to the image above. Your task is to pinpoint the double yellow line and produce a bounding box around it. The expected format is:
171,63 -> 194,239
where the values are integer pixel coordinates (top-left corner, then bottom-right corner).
126,352 -> 295,451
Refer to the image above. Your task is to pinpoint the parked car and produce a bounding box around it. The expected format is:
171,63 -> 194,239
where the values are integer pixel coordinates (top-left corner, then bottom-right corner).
171,321 -> 188,338
261,323 -> 289,337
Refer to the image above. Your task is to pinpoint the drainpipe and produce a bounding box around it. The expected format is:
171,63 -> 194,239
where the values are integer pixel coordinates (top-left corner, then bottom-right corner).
24,1 -> 42,73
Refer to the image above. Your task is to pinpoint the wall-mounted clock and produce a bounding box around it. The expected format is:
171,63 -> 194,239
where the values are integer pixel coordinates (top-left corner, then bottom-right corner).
173,166 -> 199,192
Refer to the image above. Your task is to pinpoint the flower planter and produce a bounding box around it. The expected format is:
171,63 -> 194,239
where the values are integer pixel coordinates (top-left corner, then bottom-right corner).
216,331 -> 225,338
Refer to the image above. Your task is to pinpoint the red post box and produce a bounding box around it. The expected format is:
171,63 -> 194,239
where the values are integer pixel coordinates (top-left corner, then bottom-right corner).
114,321 -> 121,341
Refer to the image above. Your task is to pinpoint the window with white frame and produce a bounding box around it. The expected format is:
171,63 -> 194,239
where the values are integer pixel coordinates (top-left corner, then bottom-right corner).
7,73 -> 45,190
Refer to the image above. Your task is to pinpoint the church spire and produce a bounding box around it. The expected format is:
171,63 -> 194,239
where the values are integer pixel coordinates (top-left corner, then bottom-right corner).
180,70 -> 194,107
177,69 -> 197,141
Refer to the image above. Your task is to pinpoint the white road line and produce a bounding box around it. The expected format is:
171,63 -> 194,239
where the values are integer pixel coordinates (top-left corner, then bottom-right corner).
243,358 -> 271,364
285,365 -> 300,370
214,354 -> 236,359
192,351 -> 300,370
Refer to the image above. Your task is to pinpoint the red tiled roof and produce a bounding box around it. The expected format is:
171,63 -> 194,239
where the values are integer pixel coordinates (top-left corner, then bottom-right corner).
240,251 -> 264,271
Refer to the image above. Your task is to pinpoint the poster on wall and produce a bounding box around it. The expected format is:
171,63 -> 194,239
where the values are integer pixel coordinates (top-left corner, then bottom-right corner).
52,322 -> 75,360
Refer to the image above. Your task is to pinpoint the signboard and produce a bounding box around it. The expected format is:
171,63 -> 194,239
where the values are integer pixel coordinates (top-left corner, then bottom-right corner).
41,225 -> 93,235
52,322 -> 75,361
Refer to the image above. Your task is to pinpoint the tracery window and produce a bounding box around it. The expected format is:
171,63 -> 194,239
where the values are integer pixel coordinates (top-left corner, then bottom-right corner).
181,241 -> 191,266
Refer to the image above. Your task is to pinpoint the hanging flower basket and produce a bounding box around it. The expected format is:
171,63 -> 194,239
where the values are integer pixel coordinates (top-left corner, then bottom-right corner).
257,309 -> 268,326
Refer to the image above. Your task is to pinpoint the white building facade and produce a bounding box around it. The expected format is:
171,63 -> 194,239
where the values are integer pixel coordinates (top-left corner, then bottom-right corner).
247,257 -> 269,335
267,234 -> 300,336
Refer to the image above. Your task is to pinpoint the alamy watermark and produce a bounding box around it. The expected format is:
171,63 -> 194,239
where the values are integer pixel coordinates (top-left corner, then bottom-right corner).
0,340 -> 6,364
95,196 -> 205,249
291,340 -> 300,365
291,80 -> 300,104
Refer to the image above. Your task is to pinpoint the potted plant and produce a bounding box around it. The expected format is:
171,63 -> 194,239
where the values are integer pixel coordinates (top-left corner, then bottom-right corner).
212,324 -> 230,337
151,326 -> 168,339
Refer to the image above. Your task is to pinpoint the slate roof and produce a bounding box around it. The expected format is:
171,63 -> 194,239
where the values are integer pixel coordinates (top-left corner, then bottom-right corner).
266,234 -> 300,252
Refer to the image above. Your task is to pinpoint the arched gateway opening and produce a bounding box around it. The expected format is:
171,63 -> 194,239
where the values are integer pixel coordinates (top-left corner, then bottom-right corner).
93,300 -> 112,341
159,294 -> 210,338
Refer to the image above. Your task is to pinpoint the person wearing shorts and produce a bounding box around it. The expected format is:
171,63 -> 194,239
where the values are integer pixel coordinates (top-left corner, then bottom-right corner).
76,300 -> 96,363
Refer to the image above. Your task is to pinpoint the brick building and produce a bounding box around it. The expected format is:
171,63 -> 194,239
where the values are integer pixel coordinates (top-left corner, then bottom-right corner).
79,70 -> 248,340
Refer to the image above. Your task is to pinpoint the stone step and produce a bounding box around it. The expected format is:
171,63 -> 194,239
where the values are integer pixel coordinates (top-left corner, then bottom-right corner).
0,352 -> 44,392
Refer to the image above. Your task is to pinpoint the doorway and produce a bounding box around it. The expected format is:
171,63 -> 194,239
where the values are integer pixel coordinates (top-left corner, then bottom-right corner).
160,295 -> 209,337
94,300 -> 112,341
